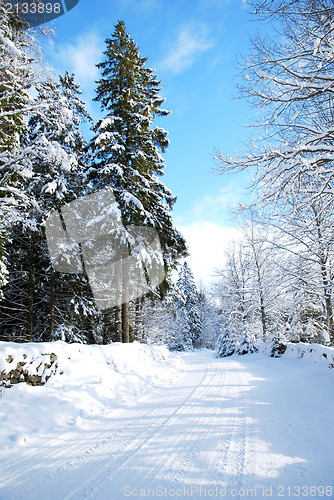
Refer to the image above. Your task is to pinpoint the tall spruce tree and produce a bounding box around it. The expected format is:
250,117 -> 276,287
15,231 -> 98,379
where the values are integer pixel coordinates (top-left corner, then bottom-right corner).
217,330 -> 237,358
197,285 -> 220,349
0,72 -> 94,342
0,2 -> 38,302
88,20 -> 187,343
177,262 -> 202,349
26,73 -> 94,342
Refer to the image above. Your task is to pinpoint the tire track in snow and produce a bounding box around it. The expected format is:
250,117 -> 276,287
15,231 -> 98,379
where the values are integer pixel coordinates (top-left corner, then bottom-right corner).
1,351 -> 333,500
210,368 -> 249,489
61,357 -> 215,499
64,354 -> 250,499
0,361 -> 185,489
162,359 -> 221,486
25,354 -> 251,500
0,357 -> 208,498
0,405 -> 146,487
161,357 -> 250,490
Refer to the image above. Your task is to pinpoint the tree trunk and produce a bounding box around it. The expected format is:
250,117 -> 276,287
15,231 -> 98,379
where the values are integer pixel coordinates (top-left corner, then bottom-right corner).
314,207 -> 334,344
121,245 -> 130,343
259,293 -> 267,341
134,296 -> 144,341
114,243 -> 122,342
103,308 -> 113,344
320,262 -> 334,343
114,305 -> 122,342
254,256 -> 267,341
27,257 -> 34,343
122,301 -> 129,343
48,270 -> 56,341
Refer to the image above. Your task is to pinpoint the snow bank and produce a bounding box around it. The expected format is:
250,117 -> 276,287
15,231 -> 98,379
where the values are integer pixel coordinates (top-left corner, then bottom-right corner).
0,341 -> 184,448
283,342 -> 334,368
257,341 -> 334,369
0,340 -> 183,391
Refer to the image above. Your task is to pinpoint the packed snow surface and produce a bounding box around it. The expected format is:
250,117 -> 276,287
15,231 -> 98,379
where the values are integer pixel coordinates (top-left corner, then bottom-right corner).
0,344 -> 333,499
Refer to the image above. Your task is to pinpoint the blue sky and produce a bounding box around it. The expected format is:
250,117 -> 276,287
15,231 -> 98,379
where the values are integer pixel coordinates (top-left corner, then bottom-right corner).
41,0 -> 257,285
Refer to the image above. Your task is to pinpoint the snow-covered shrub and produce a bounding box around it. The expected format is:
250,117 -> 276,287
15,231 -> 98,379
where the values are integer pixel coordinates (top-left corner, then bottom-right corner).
270,336 -> 287,358
217,331 -> 236,357
51,325 -> 86,344
237,331 -> 258,355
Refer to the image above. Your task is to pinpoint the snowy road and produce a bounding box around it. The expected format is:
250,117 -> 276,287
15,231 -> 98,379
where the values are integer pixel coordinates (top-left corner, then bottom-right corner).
1,350 -> 333,500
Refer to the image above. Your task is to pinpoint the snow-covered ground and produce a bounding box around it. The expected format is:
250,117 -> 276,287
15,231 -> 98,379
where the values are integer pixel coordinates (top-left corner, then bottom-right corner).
0,343 -> 333,499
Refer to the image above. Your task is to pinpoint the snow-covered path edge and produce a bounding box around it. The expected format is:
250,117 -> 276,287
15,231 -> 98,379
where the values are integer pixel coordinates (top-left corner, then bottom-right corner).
0,348 -> 333,500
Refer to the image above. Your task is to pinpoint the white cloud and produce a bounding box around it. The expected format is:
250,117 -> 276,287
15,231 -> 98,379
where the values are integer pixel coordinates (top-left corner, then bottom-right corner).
174,180 -> 249,232
160,23 -> 214,75
179,221 -> 242,288
191,182 -> 247,220
48,31 -> 104,115
55,31 -> 103,86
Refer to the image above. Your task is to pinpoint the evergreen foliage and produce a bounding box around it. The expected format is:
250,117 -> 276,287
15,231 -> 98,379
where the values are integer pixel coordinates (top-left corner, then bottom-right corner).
217,331 -> 236,358
139,265 -> 220,351
0,18 -> 186,345
89,21 -> 186,263
270,336 -> 287,358
2,5 -> 334,351
237,331 -> 258,355
0,2 -> 38,301
0,68 -> 95,342
197,285 -> 220,349
88,21 -> 187,342
176,262 -> 202,349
